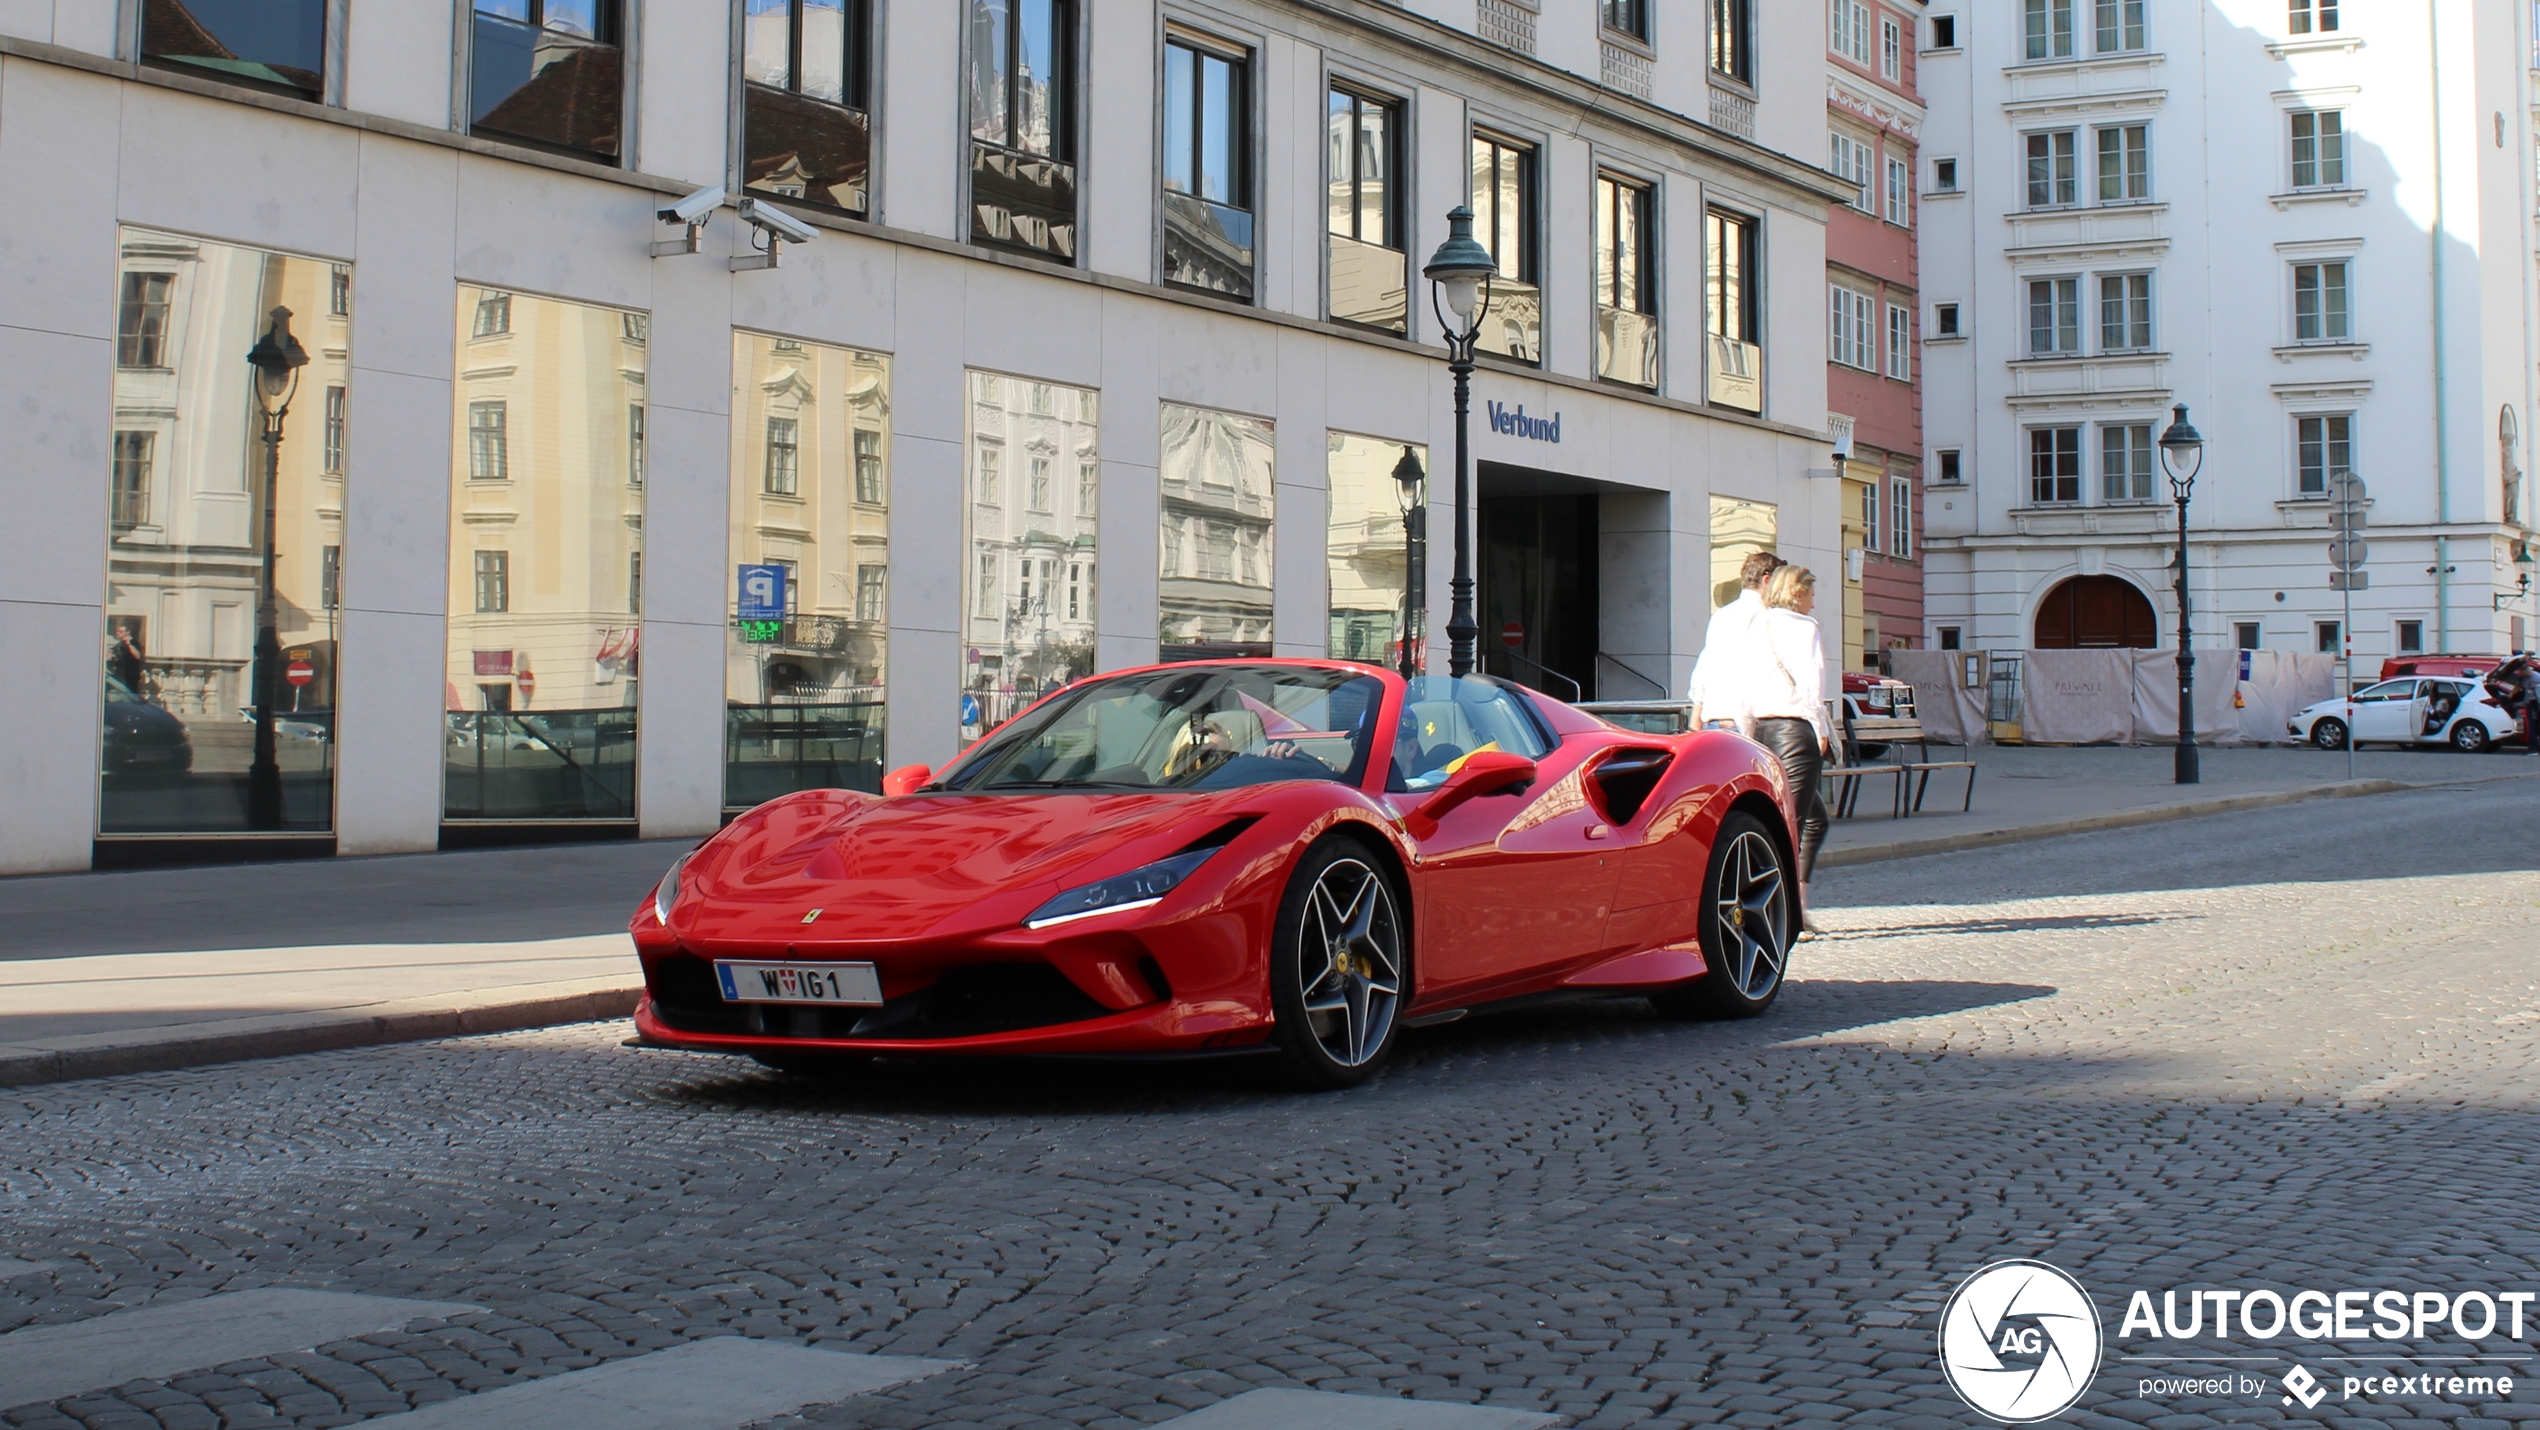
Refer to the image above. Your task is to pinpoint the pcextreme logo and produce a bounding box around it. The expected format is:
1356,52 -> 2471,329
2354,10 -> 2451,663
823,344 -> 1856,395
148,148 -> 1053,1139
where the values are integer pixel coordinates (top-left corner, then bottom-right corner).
1938,1260 -> 2103,1423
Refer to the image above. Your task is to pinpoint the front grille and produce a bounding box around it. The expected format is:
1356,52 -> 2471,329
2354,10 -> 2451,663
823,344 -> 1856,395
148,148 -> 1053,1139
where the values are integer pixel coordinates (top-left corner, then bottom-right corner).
646,956 -> 1112,1042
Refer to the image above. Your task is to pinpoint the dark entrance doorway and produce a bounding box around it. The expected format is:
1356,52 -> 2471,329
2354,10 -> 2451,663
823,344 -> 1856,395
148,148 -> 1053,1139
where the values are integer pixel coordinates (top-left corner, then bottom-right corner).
1477,463 -> 1599,700
2033,575 -> 2157,648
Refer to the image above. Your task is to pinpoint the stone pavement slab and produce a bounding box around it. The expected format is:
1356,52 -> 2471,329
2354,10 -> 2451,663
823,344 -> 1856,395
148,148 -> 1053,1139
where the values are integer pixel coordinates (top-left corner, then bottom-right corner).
0,1288 -> 476,1410
347,1337 -> 958,1429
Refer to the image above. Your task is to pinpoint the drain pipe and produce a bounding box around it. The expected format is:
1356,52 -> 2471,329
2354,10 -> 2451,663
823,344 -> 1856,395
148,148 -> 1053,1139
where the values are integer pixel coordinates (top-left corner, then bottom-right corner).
2430,1 -> 2454,652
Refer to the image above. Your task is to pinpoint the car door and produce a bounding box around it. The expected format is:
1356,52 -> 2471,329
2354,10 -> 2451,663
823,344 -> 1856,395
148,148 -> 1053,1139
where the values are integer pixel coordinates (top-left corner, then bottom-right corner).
1394,679 -> 1616,1000
2414,681 -> 2466,742
2348,680 -> 2416,742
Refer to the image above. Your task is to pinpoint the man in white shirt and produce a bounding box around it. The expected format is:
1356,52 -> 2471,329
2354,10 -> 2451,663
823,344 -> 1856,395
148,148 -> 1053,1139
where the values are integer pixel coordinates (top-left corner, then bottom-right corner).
1687,551 -> 1786,728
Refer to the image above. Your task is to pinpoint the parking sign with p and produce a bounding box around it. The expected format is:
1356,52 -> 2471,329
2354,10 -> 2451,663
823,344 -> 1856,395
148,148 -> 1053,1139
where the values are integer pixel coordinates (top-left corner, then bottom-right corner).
738,564 -> 788,621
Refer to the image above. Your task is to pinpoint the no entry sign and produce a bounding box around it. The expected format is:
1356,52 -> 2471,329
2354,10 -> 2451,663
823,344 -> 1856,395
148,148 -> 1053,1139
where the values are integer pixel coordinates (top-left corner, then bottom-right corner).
1501,622 -> 1525,649
284,659 -> 315,688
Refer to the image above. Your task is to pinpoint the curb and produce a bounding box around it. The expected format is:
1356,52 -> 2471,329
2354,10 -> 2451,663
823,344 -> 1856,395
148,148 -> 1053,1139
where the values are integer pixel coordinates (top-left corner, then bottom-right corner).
0,985 -> 641,1090
1816,774 -> 2472,869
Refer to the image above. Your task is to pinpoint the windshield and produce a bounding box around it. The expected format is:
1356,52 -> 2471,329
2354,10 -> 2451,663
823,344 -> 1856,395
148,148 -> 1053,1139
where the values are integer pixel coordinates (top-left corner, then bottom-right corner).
935,665 -> 1384,792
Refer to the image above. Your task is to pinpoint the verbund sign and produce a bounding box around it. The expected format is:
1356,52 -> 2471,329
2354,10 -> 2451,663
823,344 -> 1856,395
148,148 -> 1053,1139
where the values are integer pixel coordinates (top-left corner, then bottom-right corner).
1486,401 -> 1561,444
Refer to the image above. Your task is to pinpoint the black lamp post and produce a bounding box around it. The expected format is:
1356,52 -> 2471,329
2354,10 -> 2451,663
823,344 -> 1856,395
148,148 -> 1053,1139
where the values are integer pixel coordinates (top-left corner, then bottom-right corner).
1421,206 -> 1497,679
2158,403 -> 2204,786
245,306 -> 309,830
1390,445 -> 1427,679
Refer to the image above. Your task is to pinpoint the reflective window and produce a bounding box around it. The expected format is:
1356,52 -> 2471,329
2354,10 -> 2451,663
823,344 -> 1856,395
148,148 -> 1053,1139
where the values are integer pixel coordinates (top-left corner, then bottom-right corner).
1705,207 -> 1761,412
1595,174 -> 1658,388
963,371 -> 1097,745
1469,133 -> 1539,361
1163,35 -> 1255,301
1708,495 -> 1777,610
1327,88 -> 1404,332
968,0 -> 1079,258
470,0 -> 624,162
1326,433 -> 1423,668
100,229 -> 349,835
444,289 -> 644,822
745,0 -> 873,215
142,0 -> 325,99
726,335 -> 891,813
1160,405 -> 1273,663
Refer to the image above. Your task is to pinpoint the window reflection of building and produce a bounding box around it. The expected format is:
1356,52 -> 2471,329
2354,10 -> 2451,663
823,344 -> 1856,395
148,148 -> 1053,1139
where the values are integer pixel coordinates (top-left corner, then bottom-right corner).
725,334 -> 891,812
1326,433 -> 1422,665
1160,404 -> 1274,661
963,371 -> 1097,743
967,0 -> 1078,259
443,288 -> 645,822
743,0 -> 874,216
468,0 -> 626,163
1709,494 -> 1777,609
100,228 -> 346,835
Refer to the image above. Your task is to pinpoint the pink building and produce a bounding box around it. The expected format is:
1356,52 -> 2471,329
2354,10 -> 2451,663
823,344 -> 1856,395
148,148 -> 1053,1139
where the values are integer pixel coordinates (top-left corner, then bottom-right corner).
1825,0 -> 1927,670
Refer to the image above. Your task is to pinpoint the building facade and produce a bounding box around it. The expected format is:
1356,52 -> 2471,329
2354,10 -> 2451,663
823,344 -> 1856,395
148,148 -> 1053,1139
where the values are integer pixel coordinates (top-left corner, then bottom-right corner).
0,0 -> 1854,874
1826,0 -> 1929,675
1918,0 -> 2540,667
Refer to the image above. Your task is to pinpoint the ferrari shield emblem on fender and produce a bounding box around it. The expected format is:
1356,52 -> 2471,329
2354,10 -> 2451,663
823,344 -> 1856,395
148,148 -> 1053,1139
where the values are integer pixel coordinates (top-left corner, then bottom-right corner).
801,908 -> 823,924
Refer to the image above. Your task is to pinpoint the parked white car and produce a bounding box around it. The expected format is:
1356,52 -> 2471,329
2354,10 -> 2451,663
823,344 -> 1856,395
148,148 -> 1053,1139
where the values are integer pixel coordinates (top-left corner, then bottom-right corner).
2289,676 -> 2521,752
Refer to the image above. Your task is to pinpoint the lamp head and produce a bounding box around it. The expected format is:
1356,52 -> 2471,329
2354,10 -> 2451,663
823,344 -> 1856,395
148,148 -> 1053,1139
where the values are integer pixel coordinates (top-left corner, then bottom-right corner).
246,306 -> 309,416
2158,402 -> 2204,497
1390,445 -> 1425,512
1422,206 -> 1497,328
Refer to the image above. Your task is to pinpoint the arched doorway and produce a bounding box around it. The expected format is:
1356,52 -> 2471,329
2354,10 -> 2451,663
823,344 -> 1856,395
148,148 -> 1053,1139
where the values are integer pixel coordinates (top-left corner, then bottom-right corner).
2033,576 -> 2157,648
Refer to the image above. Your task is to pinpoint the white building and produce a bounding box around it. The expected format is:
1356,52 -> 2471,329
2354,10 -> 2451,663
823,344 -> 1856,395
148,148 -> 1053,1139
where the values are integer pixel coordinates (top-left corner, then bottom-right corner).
1917,0 -> 2540,664
0,0 -> 1852,874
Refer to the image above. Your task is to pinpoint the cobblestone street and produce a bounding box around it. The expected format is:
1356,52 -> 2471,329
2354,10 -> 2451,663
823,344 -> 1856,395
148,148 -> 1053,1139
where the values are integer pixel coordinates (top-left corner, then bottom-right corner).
5,781 -> 2538,1429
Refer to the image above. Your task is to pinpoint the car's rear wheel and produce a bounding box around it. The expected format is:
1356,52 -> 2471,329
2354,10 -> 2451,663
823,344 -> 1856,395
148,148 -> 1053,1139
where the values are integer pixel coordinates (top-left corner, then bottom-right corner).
2311,717 -> 2348,751
2451,720 -> 2492,753
1269,838 -> 1406,1090
1652,810 -> 1793,1020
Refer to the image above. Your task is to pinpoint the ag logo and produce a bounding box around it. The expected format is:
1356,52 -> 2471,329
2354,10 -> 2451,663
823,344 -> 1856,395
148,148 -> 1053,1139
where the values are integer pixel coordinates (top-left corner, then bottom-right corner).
1937,1259 -> 2102,1422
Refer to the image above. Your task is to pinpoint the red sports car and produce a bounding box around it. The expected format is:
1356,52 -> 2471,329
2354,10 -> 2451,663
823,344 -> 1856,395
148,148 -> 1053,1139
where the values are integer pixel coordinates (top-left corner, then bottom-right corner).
632,661 -> 1799,1088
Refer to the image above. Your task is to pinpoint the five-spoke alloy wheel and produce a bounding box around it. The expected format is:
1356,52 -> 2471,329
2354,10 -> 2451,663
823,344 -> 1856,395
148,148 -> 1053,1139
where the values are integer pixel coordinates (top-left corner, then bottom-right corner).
1270,839 -> 1406,1088
1654,810 -> 1794,1019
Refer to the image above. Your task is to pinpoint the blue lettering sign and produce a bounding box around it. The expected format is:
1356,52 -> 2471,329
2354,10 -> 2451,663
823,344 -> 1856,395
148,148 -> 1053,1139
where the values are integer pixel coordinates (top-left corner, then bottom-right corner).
1485,401 -> 1561,444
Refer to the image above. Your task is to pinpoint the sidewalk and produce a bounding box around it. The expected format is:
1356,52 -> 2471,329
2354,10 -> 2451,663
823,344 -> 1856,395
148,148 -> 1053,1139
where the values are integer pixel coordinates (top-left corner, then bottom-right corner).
2,746 -> 2530,1087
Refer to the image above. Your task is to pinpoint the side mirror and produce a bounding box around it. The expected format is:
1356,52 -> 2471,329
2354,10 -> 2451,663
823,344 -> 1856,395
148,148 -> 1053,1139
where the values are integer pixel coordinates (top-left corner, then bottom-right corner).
1405,751 -> 1537,838
880,763 -> 932,797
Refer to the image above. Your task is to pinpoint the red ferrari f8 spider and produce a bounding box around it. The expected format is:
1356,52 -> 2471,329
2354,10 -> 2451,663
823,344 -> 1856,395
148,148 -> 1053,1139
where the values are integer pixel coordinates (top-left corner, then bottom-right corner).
632,661 -> 1798,1088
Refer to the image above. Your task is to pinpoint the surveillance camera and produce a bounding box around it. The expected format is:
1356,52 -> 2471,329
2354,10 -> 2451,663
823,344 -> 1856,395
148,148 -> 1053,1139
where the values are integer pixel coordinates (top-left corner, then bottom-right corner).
738,198 -> 819,246
659,186 -> 726,227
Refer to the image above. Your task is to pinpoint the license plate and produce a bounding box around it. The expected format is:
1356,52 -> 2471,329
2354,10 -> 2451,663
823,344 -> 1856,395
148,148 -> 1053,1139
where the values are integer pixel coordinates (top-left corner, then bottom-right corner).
713,961 -> 884,1006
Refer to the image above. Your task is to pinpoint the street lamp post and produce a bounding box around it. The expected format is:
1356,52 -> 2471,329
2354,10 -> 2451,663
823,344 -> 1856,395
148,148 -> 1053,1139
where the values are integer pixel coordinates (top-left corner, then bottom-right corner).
244,307 -> 309,830
2157,404 -> 2204,786
1421,206 -> 1498,679
1391,446 -> 1427,679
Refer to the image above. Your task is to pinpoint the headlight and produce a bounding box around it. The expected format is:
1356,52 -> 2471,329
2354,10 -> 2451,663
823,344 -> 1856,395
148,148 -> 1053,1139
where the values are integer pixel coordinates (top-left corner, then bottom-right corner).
653,851 -> 688,926
1024,849 -> 1217,930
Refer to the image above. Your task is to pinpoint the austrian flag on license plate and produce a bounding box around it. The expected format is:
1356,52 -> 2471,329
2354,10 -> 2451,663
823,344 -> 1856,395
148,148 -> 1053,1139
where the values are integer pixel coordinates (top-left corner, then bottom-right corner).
714,961 -> 884,1006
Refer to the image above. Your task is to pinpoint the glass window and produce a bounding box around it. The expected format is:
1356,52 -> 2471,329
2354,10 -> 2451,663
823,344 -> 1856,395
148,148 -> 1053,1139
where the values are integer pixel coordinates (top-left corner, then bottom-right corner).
1861,478 -> 1881,553
2024,0 -> 2074,58
1829,286 -> 1876,371
1829,133 -> 1874,211
323,385 -> 347,475
2027,277 -> 2079,355
1935,302 -> 1961,337
744,0 -> 874,215
100,230 -> 350,836
1885,156 -> 1911,224
2316,621 -> 2341,653
1938,449 -> 1962,482
470,1 -> 624,161
1886,301 -> 1912,379
2294,261 -> 2351,341
1831,0 -> 1871,64
2094,0 -> 2145,51
1711,0 -> 1754,81
1705,208 -> 1761,413
1163,36 -> 1255,301
1325,88 -> 1404,333
964,371 -> 1097,745
1326,433 -> 1423,667
1931,14 -> 1957,47
329,265 -> 351,317
1890,478 -> 1913,559
1596,174 -> 1658,388
969,0 -> 1079,258
444,289 -> 643,822
2025,130 -> 2077,208
142,0 -> 326,98
2288,0 -> 2338,34
628,404 -> 645,485
1708,494 -> 1777,611
1881,14 -> 1903,76
2297,413 -> 2352,495
2101,423 -> 2153,501
1603,0 -> 1648,41
725,336 -> 892,812
2397,620 -> 2424,654
2290,110 -> 2345,189
2236,621 -> 2262,650
1160,405 -> 1274,662
2030,427 -> 2082,504
472,291 -> 511,337
1466,132 -> 1538,360
2099,272 -> 2152,351
1933,157 -> 1959,191
2096,124 -> 2149,201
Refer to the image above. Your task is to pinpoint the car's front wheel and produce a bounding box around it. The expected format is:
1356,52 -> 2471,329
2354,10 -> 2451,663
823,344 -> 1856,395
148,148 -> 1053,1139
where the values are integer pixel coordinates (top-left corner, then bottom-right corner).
1652,810 -> 1793,1020
2451,720 -> 2492,753
2311,717 -> 2349,751
1269,838 -> 1407,1090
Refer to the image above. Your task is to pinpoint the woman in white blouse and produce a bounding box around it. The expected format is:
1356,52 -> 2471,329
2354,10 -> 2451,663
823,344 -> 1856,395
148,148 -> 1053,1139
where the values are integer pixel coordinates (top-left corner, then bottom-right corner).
1749,565 -> 1832,923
